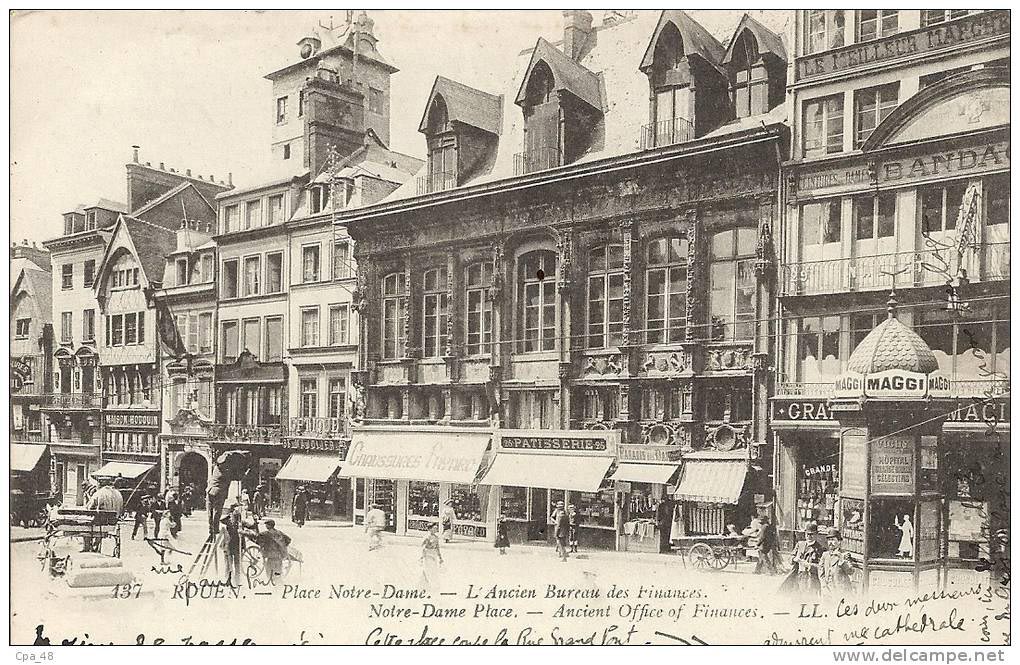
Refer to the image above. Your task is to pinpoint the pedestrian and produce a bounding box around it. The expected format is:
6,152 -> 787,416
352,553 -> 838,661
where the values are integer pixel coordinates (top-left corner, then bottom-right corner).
167,490 -> 183,537
150,494 -> 165,540
567,504 -> 580,553
256,519 -> 292,583
253,485 -> 267,519
552,500 -> 569,561
494,516 -> 510,555
820,527 -> 856,596
440,499 -> 457,543
754,515 -> 784,575
419,523 -> 444,594
655,496 -> 675,554
131,494 -> 150,540
181,484 -> 194,517
292,485 -> 308,527
85,478 -> 123,553
365,502 -> 386,551
220,503 -> 243,587
779,522 -> 823,597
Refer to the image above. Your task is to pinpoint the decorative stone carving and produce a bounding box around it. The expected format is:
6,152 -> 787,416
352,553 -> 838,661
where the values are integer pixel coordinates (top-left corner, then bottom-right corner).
682,208 -> 699,343
582,354 -> 622,376
487,241 -> 505,303
640,421 -> 682,446
705,422 -> 750,451
444,251 -> 457,357
619,219 -> 634,346
554,226 -> 574,294
641,351 -> 686,375
750,352 -> 769,375
706,345 -> 753,371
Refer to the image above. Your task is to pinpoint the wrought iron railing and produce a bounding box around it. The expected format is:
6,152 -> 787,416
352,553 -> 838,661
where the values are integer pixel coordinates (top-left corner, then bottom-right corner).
640,116 -> 695,150
513,146 -> 561,175
416,169 -> 457,195
42,393 -> 103,409
781,243 -> 1010,297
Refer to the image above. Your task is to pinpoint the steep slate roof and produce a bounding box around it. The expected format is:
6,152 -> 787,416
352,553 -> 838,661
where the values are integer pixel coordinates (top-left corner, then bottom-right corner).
418,76 -> 502,135
845,310 -> 939,375
722,13 -> 787,64
639,10 -> 727,75
87,198 -> 130,213
12,267 -> 53,321
514,38 -> 602,111
131,181 -> 214,218
95,215 -> 176,289
377,11 -> 785,207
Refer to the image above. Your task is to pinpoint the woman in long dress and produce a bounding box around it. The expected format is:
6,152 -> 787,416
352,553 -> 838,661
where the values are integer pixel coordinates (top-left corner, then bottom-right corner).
895,514 -> 914,558
420,523 -> 444,594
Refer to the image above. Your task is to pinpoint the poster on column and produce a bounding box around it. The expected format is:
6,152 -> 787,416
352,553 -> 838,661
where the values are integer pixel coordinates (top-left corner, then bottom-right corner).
8,8 -> 1011,653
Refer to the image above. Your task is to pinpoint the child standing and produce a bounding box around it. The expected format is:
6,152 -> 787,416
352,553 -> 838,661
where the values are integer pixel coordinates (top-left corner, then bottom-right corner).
568,504 -> 581,553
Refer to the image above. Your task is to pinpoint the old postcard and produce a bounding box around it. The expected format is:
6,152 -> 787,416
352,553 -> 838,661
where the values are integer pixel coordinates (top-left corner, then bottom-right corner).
8,9 -> 1010,649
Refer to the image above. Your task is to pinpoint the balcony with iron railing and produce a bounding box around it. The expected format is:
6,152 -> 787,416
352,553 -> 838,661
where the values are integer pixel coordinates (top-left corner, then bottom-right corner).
416,169 -> 458,195
513,146 -> 561,175
40,393 -> 103,410
780,243 -> 1010,297
640,116 -> 695,150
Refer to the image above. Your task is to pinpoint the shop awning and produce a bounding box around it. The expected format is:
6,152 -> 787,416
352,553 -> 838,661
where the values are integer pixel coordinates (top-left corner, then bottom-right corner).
609,463 -> 680,485
276,454 -> 341,483
672,460 -> 747,504
339,429 -> 491,483
92,461 -> 156,480
11,444 -> 48,474
480,454 -> 613,492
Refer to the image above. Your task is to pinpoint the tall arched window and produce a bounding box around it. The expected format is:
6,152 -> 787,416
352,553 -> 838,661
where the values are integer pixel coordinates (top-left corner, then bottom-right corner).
586,244 -> 625,348
465,262 -> 493,355
422,266 -> 448,358
518,250 -> 557,352
708,228 -> 757,341
730,31 -> 764,119
425,96 -> 456,191
645,237 -> 688,344
649,23 -> 691,146
381,272 -> 406,359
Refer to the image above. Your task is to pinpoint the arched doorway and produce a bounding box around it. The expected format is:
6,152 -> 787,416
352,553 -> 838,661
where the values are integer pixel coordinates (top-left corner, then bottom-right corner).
177,452 -> 209,513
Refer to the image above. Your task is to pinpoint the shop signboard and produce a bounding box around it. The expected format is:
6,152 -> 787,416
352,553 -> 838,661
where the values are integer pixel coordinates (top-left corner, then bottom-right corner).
617,444 -> 683,463
10,357 -> 31,392
833,370 -> 951,400
945,399 -> 1010,425
840,430 -> 867,497
841,497 -> 865,557
282,437 -> 349,456
495,429 -> 620,456
870,435 -> 915,495
918,501 -> 941,563
105,412 -> 161,430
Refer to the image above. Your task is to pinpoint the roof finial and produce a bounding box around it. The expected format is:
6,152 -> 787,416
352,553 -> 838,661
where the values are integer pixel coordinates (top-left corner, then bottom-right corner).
886,289 -> 898,320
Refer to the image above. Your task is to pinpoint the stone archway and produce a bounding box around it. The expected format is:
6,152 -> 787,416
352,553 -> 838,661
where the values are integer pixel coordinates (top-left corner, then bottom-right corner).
175,451 -> 210,513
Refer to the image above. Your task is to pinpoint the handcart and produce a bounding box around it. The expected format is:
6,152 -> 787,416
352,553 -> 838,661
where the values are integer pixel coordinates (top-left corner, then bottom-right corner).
674,534 -> 749,571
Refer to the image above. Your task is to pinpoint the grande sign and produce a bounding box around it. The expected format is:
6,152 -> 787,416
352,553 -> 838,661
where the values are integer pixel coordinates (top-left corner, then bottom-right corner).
796,10 -> 1009,79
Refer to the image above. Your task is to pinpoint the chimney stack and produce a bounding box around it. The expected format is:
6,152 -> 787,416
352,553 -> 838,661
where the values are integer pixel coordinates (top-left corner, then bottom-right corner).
228,172 -> 233,187
132,145 -> 140,163
563,10 -> 594,60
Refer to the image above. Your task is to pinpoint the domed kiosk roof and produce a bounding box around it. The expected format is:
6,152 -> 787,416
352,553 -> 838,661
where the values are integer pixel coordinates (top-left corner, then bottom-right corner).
845,297 -> 939,376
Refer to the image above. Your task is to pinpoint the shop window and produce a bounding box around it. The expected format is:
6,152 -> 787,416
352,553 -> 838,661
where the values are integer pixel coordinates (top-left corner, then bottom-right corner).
451,484 -> 489,524
708,228 -> 757,341
422,266 -> 449,358
801,199 -> 842,246
586,244 -> 625,348
573,486 -> 615,529
465,262 -> 493,355
409,482 -> 440,521
500,486 -> 529,520
381,272 -> 406,359
919,181 -> 967,234
854,83 -> 898,148
300,379 -> 318,418
645,236 -> 688,344
797,440 -> 840,529
985,173 -> 1009,226
853,193 -> 896,241
518,251 -> 557,353
856,10 -> 897,42
804,10 -> 845,55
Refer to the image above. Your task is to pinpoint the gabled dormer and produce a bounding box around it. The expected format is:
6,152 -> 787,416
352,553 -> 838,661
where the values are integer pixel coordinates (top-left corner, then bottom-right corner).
514,38 -> 603,174
639,11 -> 729,148
722,14 -> 787,119
417,76 -> 501,193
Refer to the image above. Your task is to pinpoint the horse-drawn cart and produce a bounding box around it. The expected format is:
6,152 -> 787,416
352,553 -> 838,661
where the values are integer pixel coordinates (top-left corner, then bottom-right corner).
674,534 -> 750,571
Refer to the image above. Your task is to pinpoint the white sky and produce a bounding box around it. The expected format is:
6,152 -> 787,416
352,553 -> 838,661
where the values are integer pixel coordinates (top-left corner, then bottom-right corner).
10,10 -> 781,244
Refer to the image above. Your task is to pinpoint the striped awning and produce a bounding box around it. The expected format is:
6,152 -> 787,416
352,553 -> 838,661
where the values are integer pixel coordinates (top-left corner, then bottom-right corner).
609,463 -> 680,485
11,444 -> 48,474
92,461 -> 155,480
276,454 -> 341,483
672,460 -> 747,505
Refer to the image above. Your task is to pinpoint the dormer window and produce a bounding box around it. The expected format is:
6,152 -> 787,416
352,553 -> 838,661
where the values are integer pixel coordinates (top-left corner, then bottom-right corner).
520,62 -> 561,173
724,19 -> 787,119
85,210 -> 97,230
648,23 -> 692,147
422,95 -> 456,194
309,184 -> 331,214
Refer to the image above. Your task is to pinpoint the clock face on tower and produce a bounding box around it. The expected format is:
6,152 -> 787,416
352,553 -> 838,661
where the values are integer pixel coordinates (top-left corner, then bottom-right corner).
300,42 -> 314,59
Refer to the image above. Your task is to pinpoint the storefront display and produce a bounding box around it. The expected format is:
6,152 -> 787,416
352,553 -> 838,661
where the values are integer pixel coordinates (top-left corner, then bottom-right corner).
367,478 -> 396,531
620,483 -> 663,553
797,441 -> 839,529
500,485 -> 528,520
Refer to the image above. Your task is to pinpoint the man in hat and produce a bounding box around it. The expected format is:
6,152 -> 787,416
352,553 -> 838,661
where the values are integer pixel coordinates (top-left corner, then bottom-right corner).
552,500 -> 570,562
439,499 -> 457,544
821,527 -> 856,595
292,485 -> 309,528
780,522 -> 823,596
